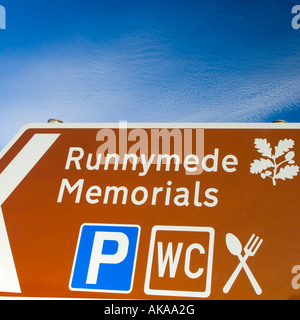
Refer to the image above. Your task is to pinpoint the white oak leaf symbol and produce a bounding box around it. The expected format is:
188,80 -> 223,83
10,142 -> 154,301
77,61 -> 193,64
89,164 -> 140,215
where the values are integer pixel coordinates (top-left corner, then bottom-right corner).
254,138 -> 272,158
274,139 -> 294,158
250,158 -> 274,174
250,138 -> 299,186
275,165 -> 299,180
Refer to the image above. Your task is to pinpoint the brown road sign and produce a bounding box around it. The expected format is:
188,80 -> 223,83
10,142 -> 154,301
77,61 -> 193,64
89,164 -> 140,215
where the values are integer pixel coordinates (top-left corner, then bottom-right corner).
0,123 -> 299,299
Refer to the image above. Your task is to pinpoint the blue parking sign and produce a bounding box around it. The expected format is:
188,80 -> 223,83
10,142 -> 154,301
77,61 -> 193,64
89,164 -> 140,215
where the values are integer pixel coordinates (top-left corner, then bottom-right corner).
69,224 -> 140,293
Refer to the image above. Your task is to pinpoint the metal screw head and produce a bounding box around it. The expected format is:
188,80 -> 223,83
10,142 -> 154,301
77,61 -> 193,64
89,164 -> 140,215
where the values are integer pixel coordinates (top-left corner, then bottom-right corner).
272,120 -> 287,123
47,118 -> 64,123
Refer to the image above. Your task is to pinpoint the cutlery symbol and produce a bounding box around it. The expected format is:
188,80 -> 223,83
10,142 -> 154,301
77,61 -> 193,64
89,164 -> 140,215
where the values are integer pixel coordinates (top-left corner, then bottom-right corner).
223,233 -> 263,295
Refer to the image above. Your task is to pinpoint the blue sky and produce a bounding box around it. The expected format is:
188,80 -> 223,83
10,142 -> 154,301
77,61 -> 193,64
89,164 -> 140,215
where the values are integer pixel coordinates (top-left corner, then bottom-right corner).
0,0 -> 300,148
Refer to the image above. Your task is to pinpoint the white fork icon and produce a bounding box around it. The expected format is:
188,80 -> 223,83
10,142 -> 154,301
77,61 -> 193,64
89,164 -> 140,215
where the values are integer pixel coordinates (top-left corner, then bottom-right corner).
223,233 -> 263,295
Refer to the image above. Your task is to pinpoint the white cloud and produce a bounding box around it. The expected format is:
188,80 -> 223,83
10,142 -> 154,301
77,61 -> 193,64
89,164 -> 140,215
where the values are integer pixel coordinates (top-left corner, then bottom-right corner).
0,35 -> 300,148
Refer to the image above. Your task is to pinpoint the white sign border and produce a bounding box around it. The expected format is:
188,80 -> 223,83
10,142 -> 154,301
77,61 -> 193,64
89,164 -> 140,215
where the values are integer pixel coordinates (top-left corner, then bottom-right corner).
144,225 -> 215,298
2,122 -> 300,160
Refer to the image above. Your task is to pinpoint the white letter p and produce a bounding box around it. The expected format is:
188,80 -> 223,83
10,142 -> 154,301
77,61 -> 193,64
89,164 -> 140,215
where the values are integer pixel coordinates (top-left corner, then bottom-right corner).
86,232 -> 129,284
